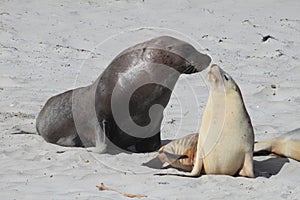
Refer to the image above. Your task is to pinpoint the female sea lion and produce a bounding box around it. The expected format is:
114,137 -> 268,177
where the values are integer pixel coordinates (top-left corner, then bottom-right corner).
190,64 -> 255,177
254,128 -> 300,161
36,36 -> 211,153
143,133 -> 198,171
145,65 -> 255,177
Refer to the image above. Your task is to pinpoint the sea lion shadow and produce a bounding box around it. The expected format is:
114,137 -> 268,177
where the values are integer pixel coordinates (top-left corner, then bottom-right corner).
254,157 -> 289,178
104,140 -> 171,155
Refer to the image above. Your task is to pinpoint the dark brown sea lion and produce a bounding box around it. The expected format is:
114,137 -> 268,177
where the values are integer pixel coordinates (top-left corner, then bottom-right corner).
36,36 -> 211,153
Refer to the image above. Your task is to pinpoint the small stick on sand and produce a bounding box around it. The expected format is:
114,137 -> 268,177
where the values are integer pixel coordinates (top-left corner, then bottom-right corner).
96,183 -> 147,199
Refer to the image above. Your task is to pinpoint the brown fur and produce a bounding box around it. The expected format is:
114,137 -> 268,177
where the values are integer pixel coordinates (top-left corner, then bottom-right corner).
36,36 -> 211,153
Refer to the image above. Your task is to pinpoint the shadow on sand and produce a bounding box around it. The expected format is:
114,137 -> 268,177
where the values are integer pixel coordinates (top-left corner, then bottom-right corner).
254,157 -> 289,178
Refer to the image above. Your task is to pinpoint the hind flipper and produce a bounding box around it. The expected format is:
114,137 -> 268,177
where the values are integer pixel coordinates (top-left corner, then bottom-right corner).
254,139 -> 273,155
239,152 -> 255,178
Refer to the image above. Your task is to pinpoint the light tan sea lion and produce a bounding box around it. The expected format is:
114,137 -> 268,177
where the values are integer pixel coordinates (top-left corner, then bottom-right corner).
254,128 -> 300,161
143,133 -> 198,171
145,65 -> 255,177
190,64 -> 255,177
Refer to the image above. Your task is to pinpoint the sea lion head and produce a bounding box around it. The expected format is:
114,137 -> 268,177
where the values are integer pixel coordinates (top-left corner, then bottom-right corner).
153,36 -> 212,74
120,36 -> 211,75
208,64 -> 239,93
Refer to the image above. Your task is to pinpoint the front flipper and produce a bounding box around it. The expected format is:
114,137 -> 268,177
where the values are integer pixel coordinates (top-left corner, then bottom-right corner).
143,151 -> 188,169
163,151 -> 189,161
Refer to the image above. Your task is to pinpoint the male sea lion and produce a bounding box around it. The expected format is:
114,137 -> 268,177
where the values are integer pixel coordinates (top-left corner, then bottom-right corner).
36,36 -> 211,153
145,65 -> 255,177
254,128 -> 300,161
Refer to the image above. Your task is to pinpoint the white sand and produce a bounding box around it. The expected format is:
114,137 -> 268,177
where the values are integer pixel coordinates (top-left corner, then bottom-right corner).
1,0 -> 300,199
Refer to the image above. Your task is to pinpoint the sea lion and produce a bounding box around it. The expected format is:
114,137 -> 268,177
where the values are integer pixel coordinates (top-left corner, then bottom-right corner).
143,133 -> 198,171
36,36 -> 211,153
254,128 -> 300,161
190,64 -> 255,177
145,65 -> 255,177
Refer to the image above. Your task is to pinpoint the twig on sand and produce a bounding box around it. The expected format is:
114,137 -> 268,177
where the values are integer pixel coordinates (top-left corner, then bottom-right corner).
96,183 -> 147,199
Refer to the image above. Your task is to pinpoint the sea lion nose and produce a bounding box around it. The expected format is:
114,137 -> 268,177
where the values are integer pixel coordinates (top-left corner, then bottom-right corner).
208,64 -> 215,73
208,64 -> 220,74
210,64 -> 218,70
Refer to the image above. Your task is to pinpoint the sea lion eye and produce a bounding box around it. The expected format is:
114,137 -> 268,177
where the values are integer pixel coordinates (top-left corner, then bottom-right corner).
224,74 -> 229,81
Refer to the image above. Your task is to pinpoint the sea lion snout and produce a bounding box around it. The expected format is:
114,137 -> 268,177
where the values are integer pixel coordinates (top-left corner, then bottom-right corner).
208,64 -> 225,77
208,64 -> 232,89
207,64 -> 220,83
188,52 -> 211,72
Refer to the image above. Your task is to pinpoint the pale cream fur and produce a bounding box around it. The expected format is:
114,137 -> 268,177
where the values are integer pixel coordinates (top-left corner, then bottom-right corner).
190,64 -> 255,177
254,128 -> 300,162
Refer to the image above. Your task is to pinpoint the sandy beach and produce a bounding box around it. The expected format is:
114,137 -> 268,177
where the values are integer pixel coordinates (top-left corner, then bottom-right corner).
1,0 -> 300,199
